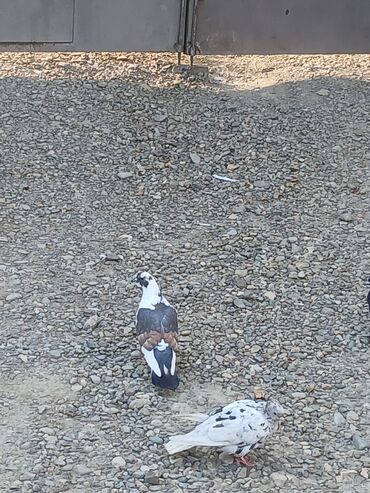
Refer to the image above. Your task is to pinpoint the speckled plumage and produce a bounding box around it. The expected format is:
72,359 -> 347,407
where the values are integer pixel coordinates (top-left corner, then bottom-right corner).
165,398 -> 285,459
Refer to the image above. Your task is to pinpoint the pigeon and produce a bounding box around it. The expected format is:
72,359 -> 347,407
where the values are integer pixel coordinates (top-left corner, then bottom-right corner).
134,271 -> 179,390
165,398 -> 285,466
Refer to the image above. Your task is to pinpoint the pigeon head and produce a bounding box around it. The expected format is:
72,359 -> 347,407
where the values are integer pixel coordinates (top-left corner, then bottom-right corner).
135,271 -> 157,289
265,399 -> 286,419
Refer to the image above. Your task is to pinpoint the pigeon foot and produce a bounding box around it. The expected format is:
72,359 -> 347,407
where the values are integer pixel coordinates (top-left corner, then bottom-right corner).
234,455 -> 255,468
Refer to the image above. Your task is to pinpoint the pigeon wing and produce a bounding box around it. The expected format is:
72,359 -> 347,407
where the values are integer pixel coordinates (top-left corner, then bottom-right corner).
193,401 -> 271,451
136,303 -> 178,351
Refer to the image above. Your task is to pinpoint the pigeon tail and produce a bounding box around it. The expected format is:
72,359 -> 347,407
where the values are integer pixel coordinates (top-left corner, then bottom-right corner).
151,346 -> 179,390
165,434 -> 199,454
151,369 -> 179,390
178,413 -> 209,424
165,433 -> 225,454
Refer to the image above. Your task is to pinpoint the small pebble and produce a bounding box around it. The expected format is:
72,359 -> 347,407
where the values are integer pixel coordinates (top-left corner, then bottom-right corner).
352,434 -> 369,450
112,456 -> 126,469
190,152 -> 201,164
6,293 -> 22,302
74,464 -> 91,476
84,315 -> 99,330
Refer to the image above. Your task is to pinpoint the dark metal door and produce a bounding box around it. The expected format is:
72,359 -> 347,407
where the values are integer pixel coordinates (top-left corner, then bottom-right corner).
194,0 -> 370,54
0,0 -> 369,54
72,0 -> 181,52
0,0 -> 74,43
0,0 -> 182,52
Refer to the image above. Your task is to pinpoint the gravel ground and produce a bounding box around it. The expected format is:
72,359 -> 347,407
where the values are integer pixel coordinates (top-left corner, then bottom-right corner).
1,52 -> 370,493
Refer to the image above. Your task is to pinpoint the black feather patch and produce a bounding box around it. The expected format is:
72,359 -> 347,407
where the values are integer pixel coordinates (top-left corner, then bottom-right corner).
210,406 -> 224,415
153,346 -> 173,374
151,347 -> 179,390
136,273 -> 150,287
213,423 -> 224,428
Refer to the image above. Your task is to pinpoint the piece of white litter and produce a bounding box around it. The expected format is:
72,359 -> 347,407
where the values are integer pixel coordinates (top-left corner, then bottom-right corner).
213,174 -> 238,183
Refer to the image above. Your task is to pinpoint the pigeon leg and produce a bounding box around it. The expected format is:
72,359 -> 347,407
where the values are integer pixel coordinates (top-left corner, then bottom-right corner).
234,455 -> 255,467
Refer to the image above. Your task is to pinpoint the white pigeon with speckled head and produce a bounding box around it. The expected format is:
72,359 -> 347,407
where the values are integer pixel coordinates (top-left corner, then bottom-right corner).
165,398 -> 285,466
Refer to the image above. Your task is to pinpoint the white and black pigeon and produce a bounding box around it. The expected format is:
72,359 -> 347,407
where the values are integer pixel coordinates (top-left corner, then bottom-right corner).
134,271 -> 179,390
165,398 -> 285,466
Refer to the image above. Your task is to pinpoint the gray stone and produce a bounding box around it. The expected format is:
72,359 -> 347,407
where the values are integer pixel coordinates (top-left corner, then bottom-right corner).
49,349 -> 62,359
19,472 -> 36,481
254,180 -> 270,190
129,398 -> 149,410
270,471 -> 288,486
71,383 -> 83,392
84,315 -> 98,330
352,434 -> 369,450
148,435 -> 163,444
264,291 -> 276,300
339,212 -> 353,222
219,452 -> 234,464
145,474 -> 161,485
112,456 -> 126,469
85,339 -> 98,349
40,427 -> 56,435
74,464 -> 91,476
334,412 -> 346,426
9,480 -> 22,490
153,113 -> 167,122
118,171 -> 134,180
6,293 -> 22,302
346,410 -> 359,422
90,374 -> 101,385
233,298 -> 245,309
189,152 -> 201,165
251,344 -> 262,353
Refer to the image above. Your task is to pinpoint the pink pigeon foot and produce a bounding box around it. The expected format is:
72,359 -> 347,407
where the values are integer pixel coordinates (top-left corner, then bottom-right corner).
234,455 -> 255,468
